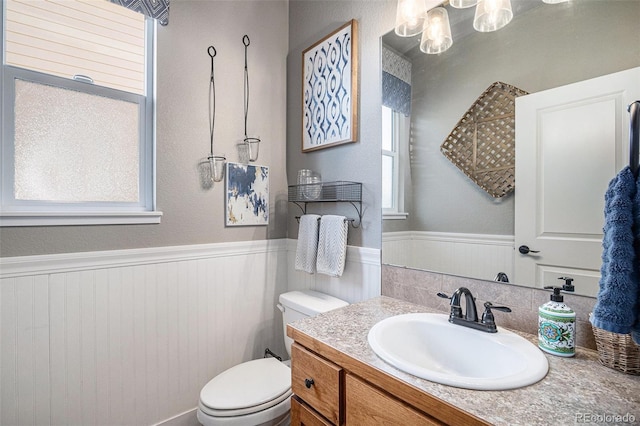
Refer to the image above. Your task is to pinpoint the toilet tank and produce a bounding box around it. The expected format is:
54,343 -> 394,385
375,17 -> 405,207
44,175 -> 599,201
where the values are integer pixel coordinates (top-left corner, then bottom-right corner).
278,290 -> 349,358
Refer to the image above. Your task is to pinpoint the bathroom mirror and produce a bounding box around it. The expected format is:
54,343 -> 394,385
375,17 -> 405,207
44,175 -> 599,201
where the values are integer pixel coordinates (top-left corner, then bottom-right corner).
381,0 -> 640,297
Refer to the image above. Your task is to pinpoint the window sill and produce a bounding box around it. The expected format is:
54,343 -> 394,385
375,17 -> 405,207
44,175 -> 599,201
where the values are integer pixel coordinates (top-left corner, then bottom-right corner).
0,211 -> 163,227
383,212 -> 409,220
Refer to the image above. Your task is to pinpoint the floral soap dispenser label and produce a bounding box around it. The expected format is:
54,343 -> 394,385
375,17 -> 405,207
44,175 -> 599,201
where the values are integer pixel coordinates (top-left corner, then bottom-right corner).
538,284 -> 576,357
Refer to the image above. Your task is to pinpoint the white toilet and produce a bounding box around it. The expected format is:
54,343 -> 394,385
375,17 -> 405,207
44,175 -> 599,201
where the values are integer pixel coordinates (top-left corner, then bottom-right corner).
197,290 -> 349,426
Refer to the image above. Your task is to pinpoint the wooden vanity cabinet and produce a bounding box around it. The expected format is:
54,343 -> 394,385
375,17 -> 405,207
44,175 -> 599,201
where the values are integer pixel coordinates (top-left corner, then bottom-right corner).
288,327 -> 489,426
291,395 -> 333,426
291,343 -> 342,424
290,341 -> 444,425
345,374 -> 441,425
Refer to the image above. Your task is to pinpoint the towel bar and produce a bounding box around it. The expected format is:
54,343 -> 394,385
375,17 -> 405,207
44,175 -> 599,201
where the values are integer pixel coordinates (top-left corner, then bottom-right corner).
295,215 -> 356,226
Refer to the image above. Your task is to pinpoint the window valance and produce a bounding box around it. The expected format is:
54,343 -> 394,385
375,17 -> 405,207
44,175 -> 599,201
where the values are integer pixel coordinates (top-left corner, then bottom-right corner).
382,45 -> 412,116
111,0 -> 170,25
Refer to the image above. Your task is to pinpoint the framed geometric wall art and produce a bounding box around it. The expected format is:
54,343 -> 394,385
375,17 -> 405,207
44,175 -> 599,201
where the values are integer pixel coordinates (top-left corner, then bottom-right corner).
301,19 -> 359,152
225,162 -> 269,226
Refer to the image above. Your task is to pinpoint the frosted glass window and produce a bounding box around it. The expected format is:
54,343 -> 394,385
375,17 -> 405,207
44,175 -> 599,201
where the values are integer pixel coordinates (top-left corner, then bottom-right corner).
1,0 -> 158,226
14,79 -> 140,202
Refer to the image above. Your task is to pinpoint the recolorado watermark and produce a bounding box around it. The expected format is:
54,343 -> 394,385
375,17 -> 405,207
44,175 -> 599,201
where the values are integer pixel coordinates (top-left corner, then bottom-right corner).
576,412 -> 636,424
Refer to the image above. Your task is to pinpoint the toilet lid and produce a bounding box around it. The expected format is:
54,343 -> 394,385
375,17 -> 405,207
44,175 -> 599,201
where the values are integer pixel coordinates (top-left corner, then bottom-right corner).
200,358 -> 291,412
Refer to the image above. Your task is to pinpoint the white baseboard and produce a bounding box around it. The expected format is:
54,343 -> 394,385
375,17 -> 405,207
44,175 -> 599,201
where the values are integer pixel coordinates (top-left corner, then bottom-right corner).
154,408 -> 199,426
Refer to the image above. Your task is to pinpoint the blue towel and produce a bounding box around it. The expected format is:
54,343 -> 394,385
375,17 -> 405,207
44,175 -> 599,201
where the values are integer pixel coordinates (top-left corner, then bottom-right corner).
633,172 -> 640,344
591,166 -> 639,335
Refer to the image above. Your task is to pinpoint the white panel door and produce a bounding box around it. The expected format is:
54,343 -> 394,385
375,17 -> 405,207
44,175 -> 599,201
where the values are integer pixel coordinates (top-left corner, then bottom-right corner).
515,67 -> 640,297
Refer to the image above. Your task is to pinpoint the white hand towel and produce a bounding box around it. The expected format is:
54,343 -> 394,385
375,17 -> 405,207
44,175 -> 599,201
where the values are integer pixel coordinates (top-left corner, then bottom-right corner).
316,215 -> 348,277
295,214 -> 321,274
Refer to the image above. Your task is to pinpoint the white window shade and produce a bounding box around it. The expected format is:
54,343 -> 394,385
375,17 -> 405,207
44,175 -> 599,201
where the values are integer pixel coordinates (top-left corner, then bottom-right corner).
4,0 -> 145,94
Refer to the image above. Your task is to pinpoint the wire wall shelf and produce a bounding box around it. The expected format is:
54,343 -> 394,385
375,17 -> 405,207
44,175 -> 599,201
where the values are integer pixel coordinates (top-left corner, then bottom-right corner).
288,181 -> 363,227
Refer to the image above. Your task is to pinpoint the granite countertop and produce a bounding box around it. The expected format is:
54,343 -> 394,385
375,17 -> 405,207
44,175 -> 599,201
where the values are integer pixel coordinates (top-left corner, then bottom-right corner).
289,296 -> 640,425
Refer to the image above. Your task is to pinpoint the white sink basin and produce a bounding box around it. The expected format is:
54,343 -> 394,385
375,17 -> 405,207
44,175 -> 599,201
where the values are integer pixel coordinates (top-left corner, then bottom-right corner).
368,313 -> 548,390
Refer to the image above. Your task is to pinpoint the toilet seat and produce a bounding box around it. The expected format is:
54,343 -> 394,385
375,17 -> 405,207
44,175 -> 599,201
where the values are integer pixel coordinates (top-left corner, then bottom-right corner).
199,358 -> 291,417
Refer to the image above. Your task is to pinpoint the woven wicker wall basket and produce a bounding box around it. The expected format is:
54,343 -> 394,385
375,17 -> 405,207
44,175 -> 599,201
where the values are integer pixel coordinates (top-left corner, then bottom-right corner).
441,82 -> 529,198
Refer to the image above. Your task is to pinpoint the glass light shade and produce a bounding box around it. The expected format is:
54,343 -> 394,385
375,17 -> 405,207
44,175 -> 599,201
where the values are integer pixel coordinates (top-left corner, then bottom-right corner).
420,7 -> 453,54
395,0 -> 428,37
197,157 -> 213,189
237,141 -> 250,165
245,136 -> 260,162
209,155 -> 226,182
450,0 -> 478,8
473,0 -> 513,32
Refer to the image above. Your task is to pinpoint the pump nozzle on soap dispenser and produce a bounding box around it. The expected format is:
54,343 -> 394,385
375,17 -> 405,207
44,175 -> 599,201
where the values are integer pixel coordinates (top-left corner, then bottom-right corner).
558,276 -> 575,292
543,286 -> 565,302
538,278 -> 576,357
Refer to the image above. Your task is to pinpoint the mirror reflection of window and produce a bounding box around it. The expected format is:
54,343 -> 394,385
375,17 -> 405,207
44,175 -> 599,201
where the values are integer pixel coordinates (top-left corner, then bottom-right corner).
382,106 -> 396,211
382,106 -> 409,219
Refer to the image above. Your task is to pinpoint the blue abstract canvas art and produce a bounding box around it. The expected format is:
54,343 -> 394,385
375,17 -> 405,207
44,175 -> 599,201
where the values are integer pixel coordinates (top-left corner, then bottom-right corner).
225,162 -> 269,226
302,20 -> 358,152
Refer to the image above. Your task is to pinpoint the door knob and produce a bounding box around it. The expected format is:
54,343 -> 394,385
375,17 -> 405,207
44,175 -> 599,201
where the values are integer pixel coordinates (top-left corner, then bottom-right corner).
518,245 -> 540,255
304,378 -> 315,389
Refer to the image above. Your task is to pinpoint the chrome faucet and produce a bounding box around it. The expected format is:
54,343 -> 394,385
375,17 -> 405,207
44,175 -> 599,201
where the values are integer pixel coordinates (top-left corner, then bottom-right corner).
437,287 -> 511,333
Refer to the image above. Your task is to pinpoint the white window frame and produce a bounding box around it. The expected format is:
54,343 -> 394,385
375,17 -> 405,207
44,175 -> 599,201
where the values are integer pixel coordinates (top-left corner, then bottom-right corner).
382,106 -> 409,220
0,1 -> 161,226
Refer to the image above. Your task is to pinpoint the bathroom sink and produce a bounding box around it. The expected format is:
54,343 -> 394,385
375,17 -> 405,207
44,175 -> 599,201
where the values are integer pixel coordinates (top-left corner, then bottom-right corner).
367,313 -> 548,390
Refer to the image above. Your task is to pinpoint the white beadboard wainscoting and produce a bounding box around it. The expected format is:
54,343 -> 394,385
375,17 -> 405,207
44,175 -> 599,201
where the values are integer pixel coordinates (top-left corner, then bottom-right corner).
0,239 -> 380,426
383,231 -> 515,282
286,239 -> 381,304
0,240 -> 290,426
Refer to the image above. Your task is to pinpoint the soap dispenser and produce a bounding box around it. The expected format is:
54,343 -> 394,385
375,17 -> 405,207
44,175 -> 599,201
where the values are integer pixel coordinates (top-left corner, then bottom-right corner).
538,277 -> 576,357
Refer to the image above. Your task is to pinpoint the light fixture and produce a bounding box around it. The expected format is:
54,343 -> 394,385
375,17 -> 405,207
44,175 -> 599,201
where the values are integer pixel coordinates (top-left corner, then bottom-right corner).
420,7 -> 453,54
395,0 -> 517,55
395,0 -> 428,37
450,0 -> 478,8
241,35 -> 260,162
473,0 -> 513,32
205,45 -> 225,184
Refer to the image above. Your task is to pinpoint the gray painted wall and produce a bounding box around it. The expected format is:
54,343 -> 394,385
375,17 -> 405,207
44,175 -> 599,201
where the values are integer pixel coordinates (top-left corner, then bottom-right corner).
384,1 -> 640,235
1,0 -> 289,257
287,0 -> 395,250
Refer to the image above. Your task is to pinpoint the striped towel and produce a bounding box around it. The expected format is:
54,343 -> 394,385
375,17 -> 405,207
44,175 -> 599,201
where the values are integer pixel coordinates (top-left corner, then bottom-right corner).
316,215 -> 348,277
295,214 -> 321,274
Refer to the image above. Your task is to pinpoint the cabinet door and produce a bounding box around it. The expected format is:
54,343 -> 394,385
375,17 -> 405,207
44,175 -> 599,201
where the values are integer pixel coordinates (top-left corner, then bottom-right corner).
291,343 -> 342,425
291,395 -> 334,426
345,374 -> 442,425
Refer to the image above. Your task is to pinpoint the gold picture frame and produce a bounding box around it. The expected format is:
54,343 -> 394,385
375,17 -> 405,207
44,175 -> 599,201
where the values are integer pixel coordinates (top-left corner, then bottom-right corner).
301,19 -> 359,152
